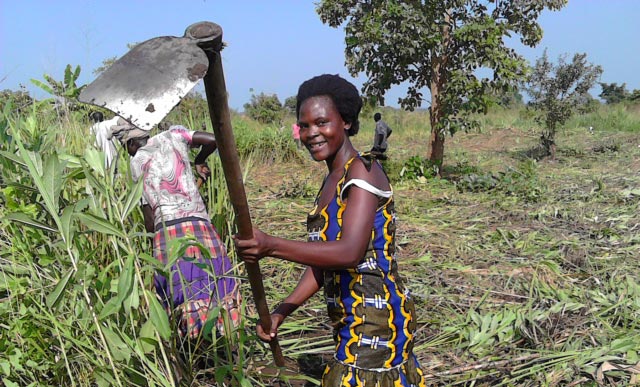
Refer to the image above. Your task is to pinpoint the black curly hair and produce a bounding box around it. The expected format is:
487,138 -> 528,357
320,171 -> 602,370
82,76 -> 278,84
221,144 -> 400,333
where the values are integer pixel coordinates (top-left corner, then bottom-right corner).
296,74 -> 362,136
89,111 -> 104,123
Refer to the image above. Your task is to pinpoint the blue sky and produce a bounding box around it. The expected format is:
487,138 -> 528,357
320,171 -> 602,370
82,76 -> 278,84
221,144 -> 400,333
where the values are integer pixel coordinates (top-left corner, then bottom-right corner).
1,1 -> 639,111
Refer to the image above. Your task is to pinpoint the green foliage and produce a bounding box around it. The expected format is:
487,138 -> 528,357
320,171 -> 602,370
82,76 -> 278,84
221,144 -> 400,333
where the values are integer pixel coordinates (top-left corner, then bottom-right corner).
597,82 -> 640,105
30,64 -> 92,124
0,107 -> 258,386
283,95 -> 297,116
243,92 -> 285,125
568,104 -> 640,133
31,64 -> 84,102
3,94 -> 640,386
398,156 -> 439,182
0,88 -> 34,113
316,0 -> 567,166
164,90 -> 210,128
233,119 -> 301,163
599,82 -> 630,105
525,50 -> 603,157
456,160 -> 545,202
93,43 -> 140,76
492,87 -> 524,109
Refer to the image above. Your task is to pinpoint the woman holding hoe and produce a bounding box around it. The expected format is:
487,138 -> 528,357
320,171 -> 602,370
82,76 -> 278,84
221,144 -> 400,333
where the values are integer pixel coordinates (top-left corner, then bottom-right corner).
234,74 -> 425,386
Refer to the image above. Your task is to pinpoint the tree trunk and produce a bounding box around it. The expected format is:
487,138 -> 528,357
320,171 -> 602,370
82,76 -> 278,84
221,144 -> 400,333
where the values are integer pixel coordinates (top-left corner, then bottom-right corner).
427,10 -> 451,175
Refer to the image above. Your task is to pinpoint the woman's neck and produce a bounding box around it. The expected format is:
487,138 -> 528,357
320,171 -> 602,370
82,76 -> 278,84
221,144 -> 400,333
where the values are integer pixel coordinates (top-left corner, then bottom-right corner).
325,140 -> 357,174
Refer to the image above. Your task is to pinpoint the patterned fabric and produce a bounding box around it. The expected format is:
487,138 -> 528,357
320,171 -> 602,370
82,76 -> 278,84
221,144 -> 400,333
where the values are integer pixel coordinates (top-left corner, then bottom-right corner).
153,219 -> 239,338
307,154 -> 425,387
130,126 -> 209,227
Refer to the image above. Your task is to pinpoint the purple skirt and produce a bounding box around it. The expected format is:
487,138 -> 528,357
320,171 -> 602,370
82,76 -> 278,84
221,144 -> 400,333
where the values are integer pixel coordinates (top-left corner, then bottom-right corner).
153,218 -> 238,337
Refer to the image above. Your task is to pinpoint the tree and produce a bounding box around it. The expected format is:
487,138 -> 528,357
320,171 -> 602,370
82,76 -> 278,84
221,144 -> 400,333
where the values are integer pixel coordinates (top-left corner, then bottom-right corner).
0,87 -> 33,113
316,0 -> 566,171
598,82 -> 628,105
93,43 -> 139,76
283,95 -> 297,116
243,92 -> 284,124
525,50 -> 602,159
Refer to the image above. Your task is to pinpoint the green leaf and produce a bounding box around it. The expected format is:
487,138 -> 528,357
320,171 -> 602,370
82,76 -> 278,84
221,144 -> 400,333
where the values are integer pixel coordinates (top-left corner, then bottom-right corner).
98,297 -> 122,320
123,279 -> 139,311
46,269 -> 74,308
3,212 -> 57,233
59,205 -> 76,244
3,379 -> 19,387
64,64 -> 73,89
0,150 -> 27,167
0,360 -> 10,376
94,371 -> 117,387
30,78 -> 54,95
117,255 -> 134,304
76,213 -> 125,238
101,325 -> 131,362
42,152 -> 65,210
121,178 -> 144,222
84,147 -> 105,177
147,290 -> 171,340
138,320 -> 158,353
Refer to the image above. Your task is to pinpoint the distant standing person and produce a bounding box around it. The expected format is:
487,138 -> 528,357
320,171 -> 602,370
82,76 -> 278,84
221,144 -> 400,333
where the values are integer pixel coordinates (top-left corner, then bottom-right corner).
292,122 -> 302,148
88,111 -> 120,169
371,112 -> 393,159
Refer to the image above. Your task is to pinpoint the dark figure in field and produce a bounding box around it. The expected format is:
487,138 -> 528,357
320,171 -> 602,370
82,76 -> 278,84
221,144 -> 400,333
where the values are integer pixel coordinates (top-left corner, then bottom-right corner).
109,118 -> 240,339
88,111 -> 120,169
371,112 -> 393,159
234,74 -> 425,387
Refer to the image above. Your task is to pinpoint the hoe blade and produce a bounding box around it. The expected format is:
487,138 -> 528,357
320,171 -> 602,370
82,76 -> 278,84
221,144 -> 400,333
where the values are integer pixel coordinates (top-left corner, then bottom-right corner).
79,36 -> 208,130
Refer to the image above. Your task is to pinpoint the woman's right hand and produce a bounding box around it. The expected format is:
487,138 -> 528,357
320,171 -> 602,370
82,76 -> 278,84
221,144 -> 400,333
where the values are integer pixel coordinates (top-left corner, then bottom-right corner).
256,312 -> 285,342
233,227 -> 272,264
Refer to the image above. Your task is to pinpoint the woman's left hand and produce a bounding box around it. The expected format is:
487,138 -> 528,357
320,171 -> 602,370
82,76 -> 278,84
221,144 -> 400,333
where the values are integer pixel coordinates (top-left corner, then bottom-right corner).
195,163 -> 211,181
233,227 -> 272,264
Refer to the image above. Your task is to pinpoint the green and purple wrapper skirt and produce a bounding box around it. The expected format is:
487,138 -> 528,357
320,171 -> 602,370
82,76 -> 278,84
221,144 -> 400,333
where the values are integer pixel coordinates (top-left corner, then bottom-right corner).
153,218 -> 239,338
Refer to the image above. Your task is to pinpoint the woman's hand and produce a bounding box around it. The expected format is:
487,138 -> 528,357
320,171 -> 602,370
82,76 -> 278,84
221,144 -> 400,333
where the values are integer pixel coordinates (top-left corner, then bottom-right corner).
233,227 -> 272,264
256,312 -> 285,342
195,163 -> 211,181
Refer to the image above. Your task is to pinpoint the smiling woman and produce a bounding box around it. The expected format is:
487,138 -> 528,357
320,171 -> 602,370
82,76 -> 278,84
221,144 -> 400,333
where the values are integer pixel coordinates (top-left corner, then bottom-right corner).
234,74 -> 426,387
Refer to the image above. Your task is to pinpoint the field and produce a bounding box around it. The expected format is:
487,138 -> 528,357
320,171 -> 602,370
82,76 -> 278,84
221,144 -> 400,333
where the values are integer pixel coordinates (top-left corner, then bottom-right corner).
1,102 -> 639,386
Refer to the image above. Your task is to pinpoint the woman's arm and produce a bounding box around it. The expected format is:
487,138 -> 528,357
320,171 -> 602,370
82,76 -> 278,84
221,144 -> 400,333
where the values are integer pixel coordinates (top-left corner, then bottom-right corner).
257,266 -> 323,341
235,160 -> 388,269
142,204 -> 154,234
191,131 -> 217,180
191,131 -> 217,164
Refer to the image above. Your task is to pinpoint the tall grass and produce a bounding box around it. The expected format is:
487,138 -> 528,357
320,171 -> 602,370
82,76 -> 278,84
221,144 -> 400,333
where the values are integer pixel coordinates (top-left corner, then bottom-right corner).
0,104 -> 271,386
2,99 -> 639,386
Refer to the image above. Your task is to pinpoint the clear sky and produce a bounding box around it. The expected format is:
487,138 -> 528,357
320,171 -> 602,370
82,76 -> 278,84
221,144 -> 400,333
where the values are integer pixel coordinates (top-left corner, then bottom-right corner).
1,1 -> 639,111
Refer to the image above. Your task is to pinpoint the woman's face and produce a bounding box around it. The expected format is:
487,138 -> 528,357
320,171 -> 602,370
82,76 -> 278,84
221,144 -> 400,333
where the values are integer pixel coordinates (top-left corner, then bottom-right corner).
298,95 -> 350,162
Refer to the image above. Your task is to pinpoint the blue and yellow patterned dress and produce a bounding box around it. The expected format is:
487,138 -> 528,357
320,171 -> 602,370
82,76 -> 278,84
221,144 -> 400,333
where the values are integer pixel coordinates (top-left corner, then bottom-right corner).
307,154 -> 426,387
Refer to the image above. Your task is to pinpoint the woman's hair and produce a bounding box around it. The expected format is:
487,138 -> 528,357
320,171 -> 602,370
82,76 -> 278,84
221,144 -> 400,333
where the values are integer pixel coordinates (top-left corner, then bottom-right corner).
296,74 -> 362,136
89,111 -> 104,123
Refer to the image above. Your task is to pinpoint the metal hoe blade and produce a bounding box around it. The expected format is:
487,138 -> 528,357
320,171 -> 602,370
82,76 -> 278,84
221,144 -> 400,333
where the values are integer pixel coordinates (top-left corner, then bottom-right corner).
79,36 -> 208,130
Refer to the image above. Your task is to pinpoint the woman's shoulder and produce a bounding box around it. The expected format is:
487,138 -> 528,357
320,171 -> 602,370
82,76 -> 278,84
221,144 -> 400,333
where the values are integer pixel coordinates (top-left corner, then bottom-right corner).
346,155 -> 390,190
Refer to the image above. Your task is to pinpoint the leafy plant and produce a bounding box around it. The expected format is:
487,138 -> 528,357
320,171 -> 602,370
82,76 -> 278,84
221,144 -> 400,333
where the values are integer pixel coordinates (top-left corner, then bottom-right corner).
243,91 -> 285,125
525,50 -> 603,158
316,0 -> 567,171
457,160 -> 545,202
399,155 -> 438,182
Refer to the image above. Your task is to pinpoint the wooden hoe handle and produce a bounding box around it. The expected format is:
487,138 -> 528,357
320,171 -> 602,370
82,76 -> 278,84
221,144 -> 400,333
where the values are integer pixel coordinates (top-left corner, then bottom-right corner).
185,21 -> 285,367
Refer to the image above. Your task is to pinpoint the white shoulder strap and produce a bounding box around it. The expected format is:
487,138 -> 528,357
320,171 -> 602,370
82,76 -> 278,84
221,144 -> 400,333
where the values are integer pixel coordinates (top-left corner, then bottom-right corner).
341,178 -> 392,201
